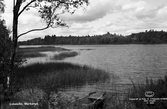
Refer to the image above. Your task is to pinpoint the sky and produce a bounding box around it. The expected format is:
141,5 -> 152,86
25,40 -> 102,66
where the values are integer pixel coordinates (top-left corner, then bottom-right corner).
2,0 -> 167,41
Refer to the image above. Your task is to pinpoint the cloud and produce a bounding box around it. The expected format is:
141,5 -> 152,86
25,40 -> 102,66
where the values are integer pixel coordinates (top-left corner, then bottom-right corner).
157,6 -> 167,15
133,5 -> 167,29
60,0 -> 116,23
57,23 -> 93,36
3,0 -> 167,40
122,1 -> 146,11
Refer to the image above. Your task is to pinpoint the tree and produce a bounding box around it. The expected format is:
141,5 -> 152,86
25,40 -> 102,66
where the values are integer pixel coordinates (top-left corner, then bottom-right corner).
5,0 -> 89,92
0,19 -> 24,95
0,0 -> 4,14
0,20 -> 11,90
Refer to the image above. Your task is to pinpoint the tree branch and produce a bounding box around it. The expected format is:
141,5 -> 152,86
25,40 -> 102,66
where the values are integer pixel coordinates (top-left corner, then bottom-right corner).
17,23 -> 50,38
18,0 -> 35,17
18,2 -> 64,38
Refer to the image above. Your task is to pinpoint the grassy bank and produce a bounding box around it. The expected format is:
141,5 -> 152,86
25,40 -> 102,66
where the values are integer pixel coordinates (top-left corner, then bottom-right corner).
8,73 -> 167,109
8,62 -> 110,109
18,46 -> 69,58
98,76 -> 167,109
13,62 -> 110,92
53,51 -> 79,60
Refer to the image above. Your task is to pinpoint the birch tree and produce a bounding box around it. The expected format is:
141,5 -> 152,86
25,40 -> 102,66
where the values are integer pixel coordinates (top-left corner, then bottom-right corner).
3,0 -> 89,93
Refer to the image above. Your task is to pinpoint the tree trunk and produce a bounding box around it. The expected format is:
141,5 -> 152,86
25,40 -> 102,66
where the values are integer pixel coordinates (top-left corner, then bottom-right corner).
7,2 -> 19,93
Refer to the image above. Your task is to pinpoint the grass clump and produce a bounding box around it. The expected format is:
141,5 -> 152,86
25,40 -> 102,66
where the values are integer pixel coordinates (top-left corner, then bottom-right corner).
13,62 -> 110,92
53,51 -> 79,60
18,46 -> 69,58
20,52 -> 46,58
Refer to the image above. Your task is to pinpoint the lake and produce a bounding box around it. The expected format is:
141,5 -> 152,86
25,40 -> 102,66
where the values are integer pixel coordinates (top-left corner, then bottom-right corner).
21,44 -> 167,95
61,44 -> 167,83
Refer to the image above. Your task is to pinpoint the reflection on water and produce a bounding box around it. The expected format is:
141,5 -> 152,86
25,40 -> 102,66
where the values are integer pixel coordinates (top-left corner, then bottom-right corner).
22,44 -> 167,94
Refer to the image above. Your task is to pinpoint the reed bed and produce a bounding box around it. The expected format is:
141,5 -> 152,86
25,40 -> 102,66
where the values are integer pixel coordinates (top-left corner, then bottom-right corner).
21,52 -> 46,58
101,76 -> 167,109
53,51 -> 79,60
18,46 -> 69,58
8,62 -> 110,109
126,76 -> 167,109
13,62 -> 110,92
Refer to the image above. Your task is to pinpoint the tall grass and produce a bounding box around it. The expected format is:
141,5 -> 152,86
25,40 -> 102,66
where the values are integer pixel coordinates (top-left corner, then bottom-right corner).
0,62 -> 110,109
101,76 -> 167,109
19,46 -> 68,52
53,51 -> 78,60
8,62 -> 110,109
18,46 -> 69,58
21,52 -> 46,58
13,62 -> 110,93
127,76 -> 167,109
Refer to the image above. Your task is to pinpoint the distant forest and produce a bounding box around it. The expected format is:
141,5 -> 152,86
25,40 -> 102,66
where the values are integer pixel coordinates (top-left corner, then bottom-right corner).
19,30 -> 167,45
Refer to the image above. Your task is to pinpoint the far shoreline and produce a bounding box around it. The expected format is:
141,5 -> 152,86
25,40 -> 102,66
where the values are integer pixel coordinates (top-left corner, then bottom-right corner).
19,43 -> 167,47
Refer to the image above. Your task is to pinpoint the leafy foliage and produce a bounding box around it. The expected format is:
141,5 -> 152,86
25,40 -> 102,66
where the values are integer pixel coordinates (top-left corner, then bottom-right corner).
0,0 -> 4,14
0,20 -> 24,92
0,20 -> 11,76
128,30 -> 167,44
16,0 -> 89,37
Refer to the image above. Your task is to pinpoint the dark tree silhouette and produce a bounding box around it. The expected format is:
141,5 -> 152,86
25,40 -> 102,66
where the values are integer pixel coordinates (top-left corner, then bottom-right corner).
0,20 -> 11,90
19,30 -> 167,45
0,0 -> 4,14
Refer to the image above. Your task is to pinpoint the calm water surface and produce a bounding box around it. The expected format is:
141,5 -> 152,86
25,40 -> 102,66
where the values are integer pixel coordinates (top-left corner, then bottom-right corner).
22,44 -> 167,94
